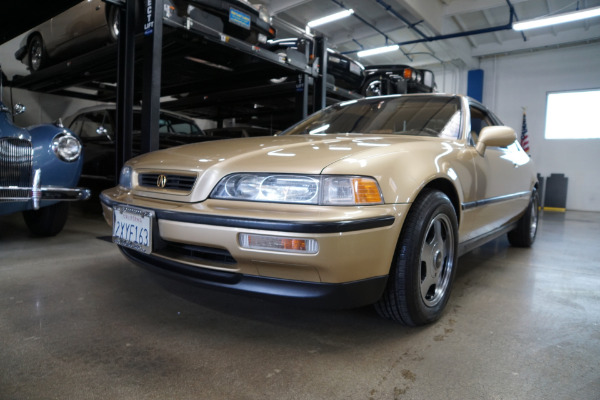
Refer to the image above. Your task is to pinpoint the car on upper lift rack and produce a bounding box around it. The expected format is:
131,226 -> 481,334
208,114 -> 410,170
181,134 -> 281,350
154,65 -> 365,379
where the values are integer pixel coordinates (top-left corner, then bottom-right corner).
15,0 -> 276,73
267,38 -> 365,92
0,98 -> 90,236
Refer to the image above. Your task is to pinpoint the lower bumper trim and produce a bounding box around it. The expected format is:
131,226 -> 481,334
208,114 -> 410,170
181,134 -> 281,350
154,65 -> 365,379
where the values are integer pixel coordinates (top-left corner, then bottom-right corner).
0,186 -> 91,202
41,187 -> 91,201
100,194 -> 395,234
120,247 -> 388,309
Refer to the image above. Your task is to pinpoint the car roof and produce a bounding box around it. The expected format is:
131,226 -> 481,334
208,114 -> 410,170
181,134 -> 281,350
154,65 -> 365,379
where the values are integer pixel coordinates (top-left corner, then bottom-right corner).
63,104 -> 197,126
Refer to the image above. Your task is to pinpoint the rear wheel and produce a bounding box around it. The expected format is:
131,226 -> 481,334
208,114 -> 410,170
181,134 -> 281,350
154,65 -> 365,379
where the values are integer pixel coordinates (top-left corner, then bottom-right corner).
27,34 -> 47,72
375,189 -> 458,326
23,202 -> 70,237
507,188 -> 539,247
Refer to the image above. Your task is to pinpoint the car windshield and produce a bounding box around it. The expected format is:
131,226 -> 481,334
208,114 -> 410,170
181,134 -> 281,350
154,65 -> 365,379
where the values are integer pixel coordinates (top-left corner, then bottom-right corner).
283,96 -> 462,139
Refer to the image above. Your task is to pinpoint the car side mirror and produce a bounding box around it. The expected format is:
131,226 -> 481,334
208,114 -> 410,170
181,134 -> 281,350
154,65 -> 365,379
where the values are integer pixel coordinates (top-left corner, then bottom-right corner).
96,126 -> 113,141
13,103 -> 26,115
476,126 -> 516,156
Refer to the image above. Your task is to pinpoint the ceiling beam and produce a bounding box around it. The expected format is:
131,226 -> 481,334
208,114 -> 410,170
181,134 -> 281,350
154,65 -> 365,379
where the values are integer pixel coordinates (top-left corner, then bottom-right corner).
482,9 -> 504,45
444,0 -> 527,17
452,14 -> 479,48
471,24 -> 600,57
269,0 -> 314,15
397,0 -> 445,34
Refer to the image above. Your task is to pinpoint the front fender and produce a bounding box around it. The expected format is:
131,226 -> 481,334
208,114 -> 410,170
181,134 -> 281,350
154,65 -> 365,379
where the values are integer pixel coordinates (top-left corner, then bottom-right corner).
321,139 -> 471,209
28,124 -> 84,188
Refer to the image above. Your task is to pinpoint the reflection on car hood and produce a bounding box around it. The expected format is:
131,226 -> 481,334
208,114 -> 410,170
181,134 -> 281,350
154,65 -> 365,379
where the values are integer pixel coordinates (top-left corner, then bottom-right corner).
0,112 -> 31,140
128,134 -> 426,174
128,134 -> 439,202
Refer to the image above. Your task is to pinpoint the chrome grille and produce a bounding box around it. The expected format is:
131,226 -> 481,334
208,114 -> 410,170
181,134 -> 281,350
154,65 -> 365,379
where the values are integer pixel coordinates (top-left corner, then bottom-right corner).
0,138 -> 33,200
138,173 -> 196,191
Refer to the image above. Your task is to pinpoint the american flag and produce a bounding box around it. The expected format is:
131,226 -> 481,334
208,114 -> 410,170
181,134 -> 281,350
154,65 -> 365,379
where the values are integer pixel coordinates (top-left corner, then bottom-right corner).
521,109 -> 530,154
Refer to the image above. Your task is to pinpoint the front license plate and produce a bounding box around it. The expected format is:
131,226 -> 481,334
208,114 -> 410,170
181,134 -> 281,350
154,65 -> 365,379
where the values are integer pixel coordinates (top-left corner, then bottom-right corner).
229,8 -> 251,30
112,206 -> 154,254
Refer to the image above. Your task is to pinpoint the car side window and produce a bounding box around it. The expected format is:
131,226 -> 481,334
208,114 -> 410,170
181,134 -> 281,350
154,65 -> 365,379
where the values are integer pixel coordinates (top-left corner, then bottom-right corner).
469,106 -> 495,146
158,114 -> 202,135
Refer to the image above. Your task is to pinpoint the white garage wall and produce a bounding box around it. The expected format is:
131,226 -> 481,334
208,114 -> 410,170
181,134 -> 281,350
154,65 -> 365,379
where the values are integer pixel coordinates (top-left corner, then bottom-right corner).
479,42 -> 600,212
429,62 -> 467,95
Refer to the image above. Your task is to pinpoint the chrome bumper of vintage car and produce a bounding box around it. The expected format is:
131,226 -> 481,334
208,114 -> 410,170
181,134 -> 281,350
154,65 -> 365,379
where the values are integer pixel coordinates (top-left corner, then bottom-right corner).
0,169 -> 91,209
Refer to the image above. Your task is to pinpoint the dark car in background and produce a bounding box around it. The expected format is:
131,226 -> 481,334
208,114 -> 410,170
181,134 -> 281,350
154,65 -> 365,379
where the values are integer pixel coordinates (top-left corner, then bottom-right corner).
65,105 -> 211,185
0,101 -> 90,236
16,0 -> 276,72
267,38 -> 365,92
362,65 -> 436,97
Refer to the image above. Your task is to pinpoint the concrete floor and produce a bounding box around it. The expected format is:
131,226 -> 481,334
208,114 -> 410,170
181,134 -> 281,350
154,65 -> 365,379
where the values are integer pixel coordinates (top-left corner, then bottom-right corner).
1,206 -> 599,400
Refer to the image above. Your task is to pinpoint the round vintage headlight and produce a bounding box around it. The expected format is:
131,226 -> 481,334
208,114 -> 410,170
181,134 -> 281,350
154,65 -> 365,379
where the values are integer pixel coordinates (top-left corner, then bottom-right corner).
51,132 -> 82,162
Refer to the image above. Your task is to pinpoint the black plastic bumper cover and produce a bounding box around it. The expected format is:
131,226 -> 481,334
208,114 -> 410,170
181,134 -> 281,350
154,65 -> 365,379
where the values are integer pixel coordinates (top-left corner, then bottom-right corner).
120,246 -> 388,309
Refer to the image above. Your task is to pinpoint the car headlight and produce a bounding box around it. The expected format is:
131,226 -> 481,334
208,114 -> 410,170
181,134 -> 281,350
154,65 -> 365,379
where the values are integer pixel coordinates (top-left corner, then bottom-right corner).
210,174 -> 383,205
51,132 -> 82,162
119,165 -> 133,189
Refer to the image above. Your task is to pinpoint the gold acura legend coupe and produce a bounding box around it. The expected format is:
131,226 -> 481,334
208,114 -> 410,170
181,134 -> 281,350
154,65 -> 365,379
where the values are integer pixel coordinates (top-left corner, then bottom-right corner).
100,94 -> 538,326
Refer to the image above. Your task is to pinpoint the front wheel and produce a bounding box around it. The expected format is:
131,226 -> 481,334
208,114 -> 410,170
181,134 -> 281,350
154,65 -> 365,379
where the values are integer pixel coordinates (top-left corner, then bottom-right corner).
22,202 -> 70,237
375,189 -> 458,326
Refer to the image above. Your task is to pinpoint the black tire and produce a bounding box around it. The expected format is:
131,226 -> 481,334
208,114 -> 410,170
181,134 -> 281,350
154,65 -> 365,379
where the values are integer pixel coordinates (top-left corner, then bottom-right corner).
27,34 -> 47,72
22,202 -> 70,237
507,188 -> 539,247
106,5 -> 119,42
375,189 -> 458,326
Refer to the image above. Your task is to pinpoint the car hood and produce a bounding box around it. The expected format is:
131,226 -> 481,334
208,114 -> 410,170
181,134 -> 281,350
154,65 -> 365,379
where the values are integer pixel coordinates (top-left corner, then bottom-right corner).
0,112 -> 31,140
128,134 -> 440,202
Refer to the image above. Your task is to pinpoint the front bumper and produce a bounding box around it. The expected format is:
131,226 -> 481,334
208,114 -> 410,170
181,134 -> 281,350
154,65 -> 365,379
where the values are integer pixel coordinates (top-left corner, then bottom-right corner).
0,186 -> 91,208
121,246 -> 388,308
100,191 -> 409,308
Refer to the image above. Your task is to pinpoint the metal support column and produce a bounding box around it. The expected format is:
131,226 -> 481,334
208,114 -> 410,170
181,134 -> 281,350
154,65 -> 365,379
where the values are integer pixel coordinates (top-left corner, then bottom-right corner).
314,36 -> 327,112
294,42 -> 310,122
141,0 -> 164,154
114,0 -> 137,182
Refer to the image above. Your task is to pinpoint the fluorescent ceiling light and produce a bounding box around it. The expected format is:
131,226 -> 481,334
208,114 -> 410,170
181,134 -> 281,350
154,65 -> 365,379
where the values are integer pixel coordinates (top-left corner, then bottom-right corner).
513,6 -> 600,31
307,9 -> 354,28
357,44 -> 400,58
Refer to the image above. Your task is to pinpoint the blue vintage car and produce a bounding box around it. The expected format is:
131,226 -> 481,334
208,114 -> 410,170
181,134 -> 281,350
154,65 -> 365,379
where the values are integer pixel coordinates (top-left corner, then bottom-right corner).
0,100 -> 90,236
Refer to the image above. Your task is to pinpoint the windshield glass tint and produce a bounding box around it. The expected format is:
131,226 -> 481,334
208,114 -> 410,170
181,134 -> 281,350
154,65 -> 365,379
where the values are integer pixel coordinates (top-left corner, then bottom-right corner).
284,96 -> 462,138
